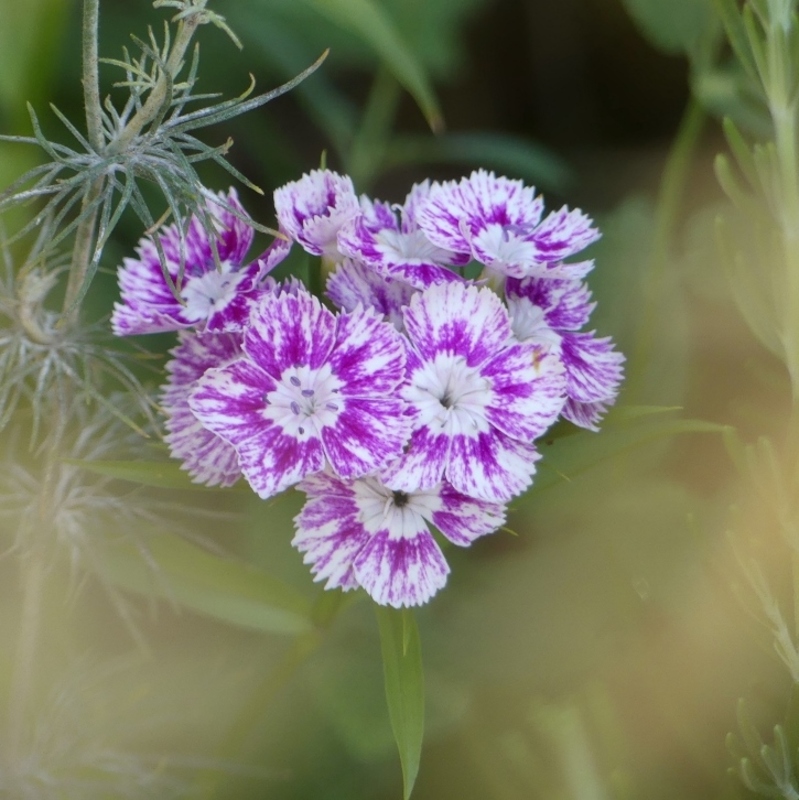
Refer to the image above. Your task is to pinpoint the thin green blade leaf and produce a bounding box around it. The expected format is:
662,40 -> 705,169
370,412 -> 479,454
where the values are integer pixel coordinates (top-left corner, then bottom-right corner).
95,533 -> 313,635
529,416 -> 729,496
376,605 -> 424,800
65,458 -> 249,491
303,0 -> 442,131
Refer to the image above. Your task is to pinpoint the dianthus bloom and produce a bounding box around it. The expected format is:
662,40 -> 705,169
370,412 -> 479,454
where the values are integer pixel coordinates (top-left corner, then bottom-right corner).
416,169 -> 599,282
337,182 -> 466,289
188,288 -> 410,498
293,471 -> 506,607
273,169 -> 360,259
113,168 -> 623,608
326,259 -> 417,332
506,275 -> 624,430
384,282 -> 567,503
161,332 -> 243,487
112,188 -> 289,335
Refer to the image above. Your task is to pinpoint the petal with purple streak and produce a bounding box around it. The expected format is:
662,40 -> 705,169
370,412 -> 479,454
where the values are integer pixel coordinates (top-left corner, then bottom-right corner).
236,424 -> 325,498
561,331 -> 625,404
432,482 -> 507,546
326,259 -> 417,330
245,289 -> 337,378
402,283 -> 512,366
482,343 -> 566,440
382,426 -> 452,493
188,358 -> 275,447
329,305 -> 406,395
321,398 -> 410,478
273,169 -> 360,258
447,429 -> 540,502
161,332 -> 244,487
353,526 -> 449,608
528,206 -> 601,262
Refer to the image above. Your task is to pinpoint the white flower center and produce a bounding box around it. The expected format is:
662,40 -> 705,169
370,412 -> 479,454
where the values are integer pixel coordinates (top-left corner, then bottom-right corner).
353,478 -> 442,540
180,262 -> 245,321
264,363 -> 344,439
407,353 -> 492,438
473,223 -> 537,269
507,296 -> 562,351
376,228 -> 450,263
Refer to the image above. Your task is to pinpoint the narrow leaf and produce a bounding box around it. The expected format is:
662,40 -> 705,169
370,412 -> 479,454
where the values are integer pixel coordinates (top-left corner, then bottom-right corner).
376,605 -> 424,800
528,416 -> 729,497
712,0 -> 758,81
65,457 -> 248,491
303,0 -> 442,132
95,532 -> 313,635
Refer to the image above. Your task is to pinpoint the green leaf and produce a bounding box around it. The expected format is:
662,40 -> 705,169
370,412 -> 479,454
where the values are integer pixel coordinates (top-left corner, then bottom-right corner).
620,0 -> 716,58
94,533 -> 313,635
301,0 -> 443,131
376,605 -> 425,800
64,458 -> 249,491
528,415 -> 729,497
712,0 -> 757,80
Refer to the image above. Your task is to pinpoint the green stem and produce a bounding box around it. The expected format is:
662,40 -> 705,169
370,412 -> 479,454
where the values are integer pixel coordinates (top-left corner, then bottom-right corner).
7,553 -> 46,761
108,14 -> 201,155
82,0 -> 104,152
626,97 -> 707,403
61,176 -> 104,324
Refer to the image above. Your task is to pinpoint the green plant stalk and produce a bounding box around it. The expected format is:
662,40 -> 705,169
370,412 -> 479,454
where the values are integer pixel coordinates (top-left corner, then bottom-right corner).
83,0 -> 103,152
107,11 -> 202,156
62,1 -> 205,325
765,22 -> 799,407
7,551 -> 46,762
61,176 -> 103,324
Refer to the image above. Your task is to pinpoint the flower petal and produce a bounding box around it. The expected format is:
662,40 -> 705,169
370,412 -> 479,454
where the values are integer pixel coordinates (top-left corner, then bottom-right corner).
353,526 -> 449,607
447,428 -> 540,502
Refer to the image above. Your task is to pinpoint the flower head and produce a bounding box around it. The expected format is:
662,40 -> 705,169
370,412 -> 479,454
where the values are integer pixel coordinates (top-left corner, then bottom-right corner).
384,282 -> 566,502
161,332 -> 243,487
273,169 -> 360,259
293,471 -> 506,607
326,258 -> 417,332
507,275 -> 624,430
417,170 -> 600,282
112,188 -> 289,336
337,182 -> 467,289
188,288 -> 410,498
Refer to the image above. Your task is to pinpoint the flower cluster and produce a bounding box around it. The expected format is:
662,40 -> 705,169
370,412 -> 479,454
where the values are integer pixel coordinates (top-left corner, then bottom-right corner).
113,170 -> 624,607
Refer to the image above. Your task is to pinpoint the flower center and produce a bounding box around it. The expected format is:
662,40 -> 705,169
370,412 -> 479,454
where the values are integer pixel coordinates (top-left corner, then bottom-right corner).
408,353 -> 492,436
392,490 -> 410,508
264,363 -> 344,439
180,262 -> 244,322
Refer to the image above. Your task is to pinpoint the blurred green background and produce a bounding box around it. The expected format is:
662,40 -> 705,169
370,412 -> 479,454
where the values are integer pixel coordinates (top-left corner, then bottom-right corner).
0,0 -> 788,798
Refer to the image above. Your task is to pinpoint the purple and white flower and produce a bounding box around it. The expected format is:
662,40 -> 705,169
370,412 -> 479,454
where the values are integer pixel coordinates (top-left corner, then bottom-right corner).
274,169 -> 360,259
384,282 -> 567,503
506,276 -> 624,430
416,169 -> 600,282
112,188 -> 289,336
327,258 -> 417,331
188,288 -> 410,498
337,182 -> 467,289
161,332 -> 243,487
293,471 -> 506,607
